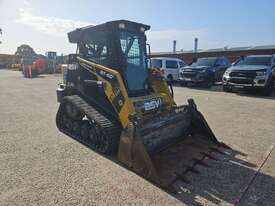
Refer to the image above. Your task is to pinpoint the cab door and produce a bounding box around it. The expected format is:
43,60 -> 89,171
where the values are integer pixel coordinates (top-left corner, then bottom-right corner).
215,58 -> 229,82
165,60 -> 179,81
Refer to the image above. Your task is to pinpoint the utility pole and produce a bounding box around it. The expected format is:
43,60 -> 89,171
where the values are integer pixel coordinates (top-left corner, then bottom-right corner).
0,28 -> 2,44
193,37 -> 198,62
173,40 -> 176,53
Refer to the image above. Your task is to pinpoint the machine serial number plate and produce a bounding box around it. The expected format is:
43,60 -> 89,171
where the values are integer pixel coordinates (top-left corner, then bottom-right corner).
144,98 -> 162,111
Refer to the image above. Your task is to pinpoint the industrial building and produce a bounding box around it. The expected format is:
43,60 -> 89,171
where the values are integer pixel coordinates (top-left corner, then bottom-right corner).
151,45 -> 275,64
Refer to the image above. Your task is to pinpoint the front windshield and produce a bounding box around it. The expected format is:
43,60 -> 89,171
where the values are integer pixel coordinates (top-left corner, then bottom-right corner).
120,31 -> 148,93
78,31 -> 109,66
191,58 -> 216,67
236,56 -> 272,66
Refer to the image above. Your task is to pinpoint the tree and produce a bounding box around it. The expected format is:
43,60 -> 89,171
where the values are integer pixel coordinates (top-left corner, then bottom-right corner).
15,44 -> 37,58
15,44 -> 37,65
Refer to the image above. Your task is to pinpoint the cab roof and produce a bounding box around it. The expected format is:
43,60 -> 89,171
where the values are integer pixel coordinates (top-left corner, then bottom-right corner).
68,20 -> 150,43
246,55 -> 272,58
151,57 -> 185,62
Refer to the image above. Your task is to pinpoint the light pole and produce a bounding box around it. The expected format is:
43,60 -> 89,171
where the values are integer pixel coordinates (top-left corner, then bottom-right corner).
194,37 -> 198,62
0,28 -> 2,44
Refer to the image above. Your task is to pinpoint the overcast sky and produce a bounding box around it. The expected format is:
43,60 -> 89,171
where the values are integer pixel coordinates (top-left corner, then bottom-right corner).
0,0 -> 275,55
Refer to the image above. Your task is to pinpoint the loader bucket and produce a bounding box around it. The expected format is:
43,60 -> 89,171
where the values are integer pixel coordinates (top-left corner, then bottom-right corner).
118,99 -> 228,191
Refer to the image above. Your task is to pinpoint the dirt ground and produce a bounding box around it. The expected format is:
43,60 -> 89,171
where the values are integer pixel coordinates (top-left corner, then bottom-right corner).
0,69 -> 274,206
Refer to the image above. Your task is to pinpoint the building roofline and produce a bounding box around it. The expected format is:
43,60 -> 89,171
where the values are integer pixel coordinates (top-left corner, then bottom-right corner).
151,45 -> 275,56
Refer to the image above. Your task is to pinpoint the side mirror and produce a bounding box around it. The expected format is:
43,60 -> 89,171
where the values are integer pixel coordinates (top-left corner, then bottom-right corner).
271,56 -> 275,68
146,43 -> 151,65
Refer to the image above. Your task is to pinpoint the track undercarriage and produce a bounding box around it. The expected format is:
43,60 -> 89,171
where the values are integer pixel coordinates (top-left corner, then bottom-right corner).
56,95 -> 121,154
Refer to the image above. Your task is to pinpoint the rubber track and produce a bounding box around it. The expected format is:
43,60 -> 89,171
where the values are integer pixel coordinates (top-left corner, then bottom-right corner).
56,95 -> 121,154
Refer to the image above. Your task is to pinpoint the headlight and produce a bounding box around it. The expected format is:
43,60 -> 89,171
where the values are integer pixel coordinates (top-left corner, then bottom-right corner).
224,70 -> 230,76
200,69 -> 206,73
256,70 -> 267,76
223,71 -> 230,79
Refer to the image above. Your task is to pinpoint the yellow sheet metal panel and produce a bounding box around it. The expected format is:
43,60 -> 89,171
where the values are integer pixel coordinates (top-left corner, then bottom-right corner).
78,57 -> 135,128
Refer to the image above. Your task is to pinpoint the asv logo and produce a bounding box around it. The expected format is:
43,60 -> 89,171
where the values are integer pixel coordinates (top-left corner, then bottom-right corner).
144,98 -> 162,111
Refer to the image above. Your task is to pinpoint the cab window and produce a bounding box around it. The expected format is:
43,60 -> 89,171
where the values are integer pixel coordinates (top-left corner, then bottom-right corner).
166,60 -> 178,69
151,59 -> 163,68
179,61 -> 186,68
79,30 -> 109,66
224,58 -> 230,66
236,56 -> 272,66
216,58 -> 223,66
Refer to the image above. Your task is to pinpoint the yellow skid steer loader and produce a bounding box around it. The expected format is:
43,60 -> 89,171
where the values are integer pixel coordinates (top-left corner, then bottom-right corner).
56,20 -> 228,191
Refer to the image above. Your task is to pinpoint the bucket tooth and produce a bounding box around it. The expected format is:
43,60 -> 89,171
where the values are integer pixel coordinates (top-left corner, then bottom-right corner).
200,152 -> 219,161
186,166 -> 201,174
219,142 -> 231,149
210,147 -> 225,155
166,184 -> 179,194
175,172 -> 190,184
116,98 -> 225,189
189,143 -> 204,149
193,158 -> 211,168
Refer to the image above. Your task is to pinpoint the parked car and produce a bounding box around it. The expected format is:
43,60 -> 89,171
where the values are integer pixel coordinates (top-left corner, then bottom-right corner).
150,57 -> 187,82
179,57 -> 231,87
223,55 -> 275,95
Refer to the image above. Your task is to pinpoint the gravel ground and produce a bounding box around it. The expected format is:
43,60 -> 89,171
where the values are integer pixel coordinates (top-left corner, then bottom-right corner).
0,69 -> 274,206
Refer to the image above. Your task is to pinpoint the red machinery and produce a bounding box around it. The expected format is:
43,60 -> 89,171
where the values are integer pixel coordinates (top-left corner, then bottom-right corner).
23,58 -> 46,78
33,58 -> 46,74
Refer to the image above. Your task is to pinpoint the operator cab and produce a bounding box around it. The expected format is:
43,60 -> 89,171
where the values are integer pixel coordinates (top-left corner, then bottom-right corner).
68,20 -> 151,96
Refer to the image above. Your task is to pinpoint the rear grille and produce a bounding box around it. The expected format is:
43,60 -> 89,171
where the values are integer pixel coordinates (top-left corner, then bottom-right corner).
230,71 -> 256,78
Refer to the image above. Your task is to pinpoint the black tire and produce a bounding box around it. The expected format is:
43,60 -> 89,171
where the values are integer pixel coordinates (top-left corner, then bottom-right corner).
261,80 -> 273,96
223,85 -> 233,92
167,75 -> 173,83
180,81 -> 187,87
202,78 -> 214,88
32,70 -> 38,77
